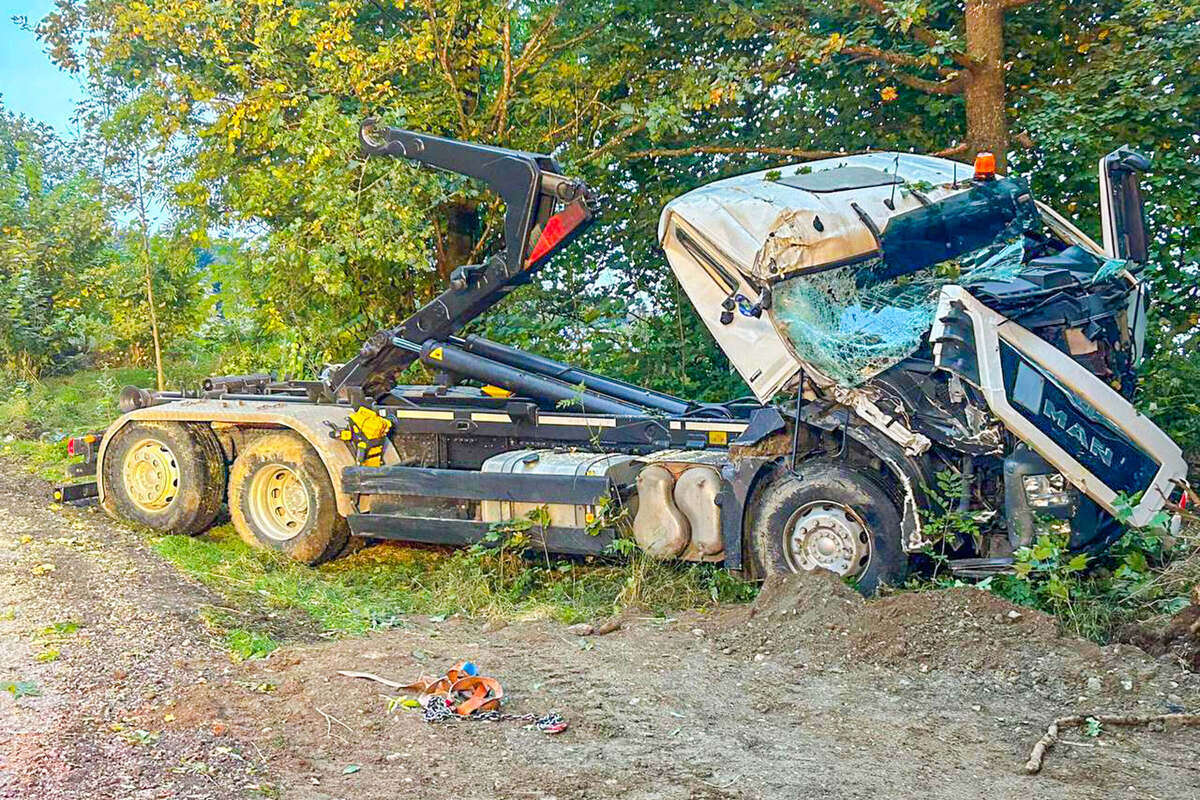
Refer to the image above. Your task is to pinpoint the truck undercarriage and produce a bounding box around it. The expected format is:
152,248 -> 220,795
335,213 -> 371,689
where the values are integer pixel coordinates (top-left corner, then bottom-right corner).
58,122 -> 1190,594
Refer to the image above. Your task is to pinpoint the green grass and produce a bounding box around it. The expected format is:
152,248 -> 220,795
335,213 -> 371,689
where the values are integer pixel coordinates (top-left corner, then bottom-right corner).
223,628 -> 281,661
0,366 -> 152,440
0,439 -> 74,482
0,361 -> 219,440
154,524 -> 756,638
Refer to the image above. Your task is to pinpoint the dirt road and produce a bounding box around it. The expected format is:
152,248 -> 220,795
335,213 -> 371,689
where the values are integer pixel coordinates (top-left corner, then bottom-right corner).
2,463 -> 1198,800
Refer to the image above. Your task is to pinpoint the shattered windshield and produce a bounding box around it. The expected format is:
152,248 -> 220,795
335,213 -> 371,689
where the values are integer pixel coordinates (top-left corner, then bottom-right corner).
771,235 -> 1128,387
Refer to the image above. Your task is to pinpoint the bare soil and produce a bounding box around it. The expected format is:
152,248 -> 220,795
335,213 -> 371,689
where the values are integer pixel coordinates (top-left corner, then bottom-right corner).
2,462 -> 1199,799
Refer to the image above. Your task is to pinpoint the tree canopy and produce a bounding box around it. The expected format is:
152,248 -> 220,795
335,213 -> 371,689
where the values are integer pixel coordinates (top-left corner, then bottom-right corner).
3,0 -> 1196,444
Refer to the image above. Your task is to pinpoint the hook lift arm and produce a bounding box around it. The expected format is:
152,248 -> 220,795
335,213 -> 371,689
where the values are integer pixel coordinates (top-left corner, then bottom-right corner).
323,118 -> 596,401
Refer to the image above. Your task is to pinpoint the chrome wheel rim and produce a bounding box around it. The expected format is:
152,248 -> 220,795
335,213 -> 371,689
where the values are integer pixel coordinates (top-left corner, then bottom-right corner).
248,464 -> 309,541
122,439 -> 180,513
783,501 -> 871,578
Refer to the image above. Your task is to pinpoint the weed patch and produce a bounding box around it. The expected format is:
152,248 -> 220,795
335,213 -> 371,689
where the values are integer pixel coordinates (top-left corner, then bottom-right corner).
224,629 -> 280,662
913,482 -> 1199,645
0,439 -> 73,482
156,524 -> 756,640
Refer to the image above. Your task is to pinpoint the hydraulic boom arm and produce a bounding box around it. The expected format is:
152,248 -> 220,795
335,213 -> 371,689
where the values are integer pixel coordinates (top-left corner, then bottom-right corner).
324,119 -> 595,401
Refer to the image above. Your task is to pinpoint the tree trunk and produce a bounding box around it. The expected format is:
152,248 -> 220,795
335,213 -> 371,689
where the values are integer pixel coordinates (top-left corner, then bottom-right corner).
963,0 -> 1009,170
435,201 -> 480,279
133,146 -> 165,391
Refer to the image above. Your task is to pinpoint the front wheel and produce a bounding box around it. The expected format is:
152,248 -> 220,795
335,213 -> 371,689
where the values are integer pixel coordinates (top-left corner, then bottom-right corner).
747,460 -> 909,595
228,431 -> 348,564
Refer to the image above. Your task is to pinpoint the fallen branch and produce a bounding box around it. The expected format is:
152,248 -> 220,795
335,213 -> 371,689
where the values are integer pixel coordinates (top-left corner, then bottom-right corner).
1025,712 -> 1200,774
337,670 -> 407,689
315,706 -> 354,743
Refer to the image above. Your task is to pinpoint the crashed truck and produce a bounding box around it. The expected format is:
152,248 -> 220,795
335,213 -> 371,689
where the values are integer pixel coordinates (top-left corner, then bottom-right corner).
58,121 -> 1189,594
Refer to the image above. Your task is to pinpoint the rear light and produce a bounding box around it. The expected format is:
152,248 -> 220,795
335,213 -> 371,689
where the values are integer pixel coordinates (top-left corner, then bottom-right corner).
525,198 -> 592,267
67,434 -> 98,458
974,152 -> 997,180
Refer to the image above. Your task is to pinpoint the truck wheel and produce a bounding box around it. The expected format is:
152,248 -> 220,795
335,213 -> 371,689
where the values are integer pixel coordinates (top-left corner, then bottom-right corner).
102,421 -> 226,535
228,431 -> 348,565
748,460 -> 909,595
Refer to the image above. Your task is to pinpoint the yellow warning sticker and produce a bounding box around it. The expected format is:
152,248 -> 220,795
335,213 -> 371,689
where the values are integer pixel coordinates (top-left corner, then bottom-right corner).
429,347 -> 444,361
707,430 -> 728,446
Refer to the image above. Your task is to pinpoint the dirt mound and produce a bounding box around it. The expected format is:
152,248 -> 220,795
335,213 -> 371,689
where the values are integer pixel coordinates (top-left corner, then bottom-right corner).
749,571 -> 863,630
850,587 -> 1062,671
708,571 -> 863,663
723,578 -> 1197,713
1119,603 -> 1200,672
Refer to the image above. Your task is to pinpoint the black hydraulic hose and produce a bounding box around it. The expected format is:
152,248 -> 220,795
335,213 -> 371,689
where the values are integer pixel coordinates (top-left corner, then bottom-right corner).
454,334 -> 692,416
419,340 -> 647,416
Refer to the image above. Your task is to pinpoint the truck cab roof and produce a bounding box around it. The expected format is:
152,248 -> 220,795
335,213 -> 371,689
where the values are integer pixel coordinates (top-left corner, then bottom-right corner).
659,152 -> 987,282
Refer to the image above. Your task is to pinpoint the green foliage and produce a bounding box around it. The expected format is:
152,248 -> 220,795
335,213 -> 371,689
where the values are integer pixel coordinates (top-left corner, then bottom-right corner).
1137,346 -> 1200,468
0,111 -> 114,375
223,629 -> 281,662
1005,530 -> 1091,615
913,485 -> 1196,643
0,364 -> 212,439
1,680 -> 41,699
918,469 -> 983,580
36,0 -> 734,375
0,104 -> 218,378
982,492 -> 1195,641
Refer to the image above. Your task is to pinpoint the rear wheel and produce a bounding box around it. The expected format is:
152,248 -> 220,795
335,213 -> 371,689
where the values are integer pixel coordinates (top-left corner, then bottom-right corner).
748,460 -> 909,595
228,431 -> 347,564
101,421 -> 226,535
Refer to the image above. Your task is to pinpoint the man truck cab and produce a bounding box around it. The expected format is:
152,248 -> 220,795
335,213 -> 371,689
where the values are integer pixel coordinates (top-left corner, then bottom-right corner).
62,122 -> 1188,594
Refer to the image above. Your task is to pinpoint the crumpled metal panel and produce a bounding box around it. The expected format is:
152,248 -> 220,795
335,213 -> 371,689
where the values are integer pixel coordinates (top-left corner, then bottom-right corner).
658,152 -> 970,281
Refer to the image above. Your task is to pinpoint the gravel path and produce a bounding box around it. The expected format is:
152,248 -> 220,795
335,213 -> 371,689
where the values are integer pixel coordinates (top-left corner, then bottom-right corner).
0,463 -> 269,798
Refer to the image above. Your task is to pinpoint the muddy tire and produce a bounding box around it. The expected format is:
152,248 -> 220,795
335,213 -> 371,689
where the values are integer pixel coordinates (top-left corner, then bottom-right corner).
228,431 -> 347,565
748,460 -> 908,596
101,421 -> 226,535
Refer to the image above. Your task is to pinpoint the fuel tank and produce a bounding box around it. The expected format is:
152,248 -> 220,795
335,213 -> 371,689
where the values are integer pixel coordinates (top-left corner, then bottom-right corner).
479,449 -> 640,529
631,451 -> 728,563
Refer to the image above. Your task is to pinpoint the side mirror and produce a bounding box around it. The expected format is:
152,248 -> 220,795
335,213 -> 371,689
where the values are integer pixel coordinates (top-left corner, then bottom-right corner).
1098,146 -> 1151,263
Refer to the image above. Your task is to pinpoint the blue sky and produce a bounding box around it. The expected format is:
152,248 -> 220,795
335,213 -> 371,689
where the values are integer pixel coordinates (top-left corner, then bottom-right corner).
0,0 -> 83,131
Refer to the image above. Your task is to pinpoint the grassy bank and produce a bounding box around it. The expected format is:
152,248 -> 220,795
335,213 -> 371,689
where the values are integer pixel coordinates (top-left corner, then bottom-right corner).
0,364 -> 215,480
153,524 -> 754,660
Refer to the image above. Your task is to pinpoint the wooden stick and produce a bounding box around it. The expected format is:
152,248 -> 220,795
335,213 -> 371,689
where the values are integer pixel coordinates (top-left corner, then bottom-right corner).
337,669 -> 407,689
315,706 -> 353,743
1025,713 -> 1200,774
